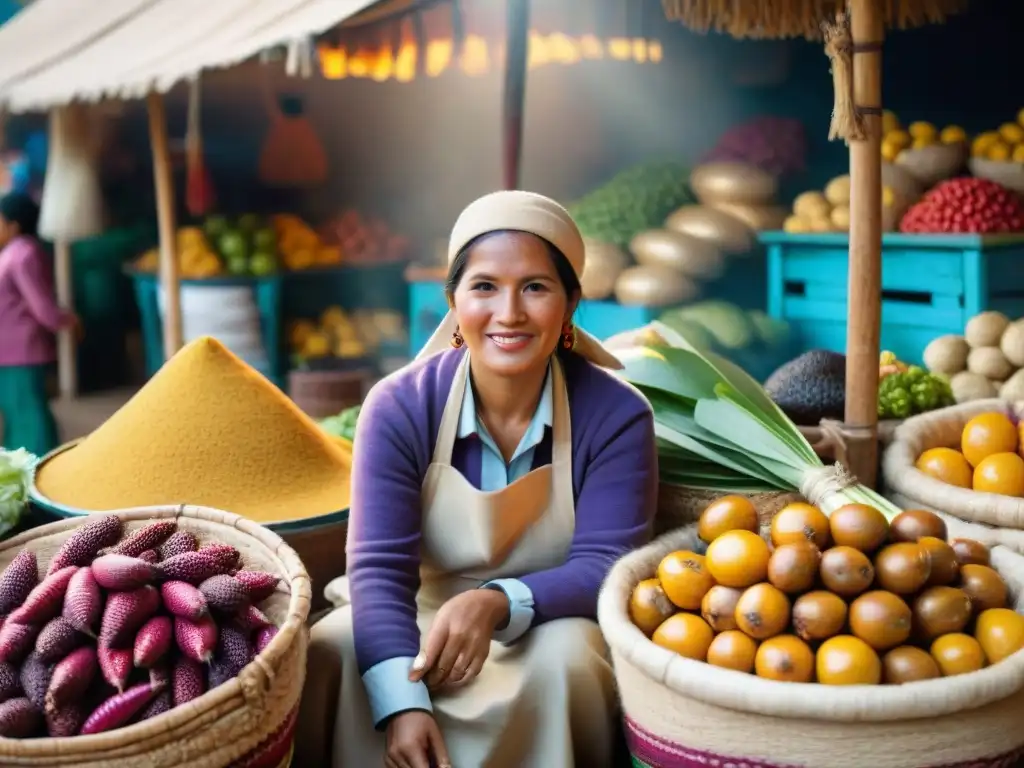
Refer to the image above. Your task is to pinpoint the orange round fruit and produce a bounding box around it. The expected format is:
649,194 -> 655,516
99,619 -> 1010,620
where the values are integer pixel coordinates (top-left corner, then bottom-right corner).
951,538 -> 991,567
882,646 -> 941,684
819,546 -> 875,598
706,630 -> 758,673
960,564 -> 1008,614
873,542 -> 932,595
755,635 -> 815,683
829,504 -> 890,553
848,591 -> 912,652
792,591 -> 848,642
735,583 -> 791,640
930,633 -> 985,676
766,541 -> 821,594
914,448 -> 973,489
816,635 -> 882,685
700,585 -> 743,633
698,495 -> 759,543
770,502 -> 831,549
973,452 -> 1024,497
705,530 -> 770,589
656,551 -> 715,610
888,508 -> 948,543
974,607 -> 1024,664
651,613 -> 714,661
912,586 -> 972,641
961,412 -> 1018,468
628,578 -> 676,636
918,536 -> 960,586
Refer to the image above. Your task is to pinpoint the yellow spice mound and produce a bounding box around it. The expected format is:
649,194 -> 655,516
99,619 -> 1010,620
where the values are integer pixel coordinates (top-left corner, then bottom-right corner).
36,336 -> 351,523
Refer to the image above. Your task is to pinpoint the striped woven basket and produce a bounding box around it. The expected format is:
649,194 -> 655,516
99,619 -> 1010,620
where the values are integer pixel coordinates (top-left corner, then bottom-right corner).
0,505 -> 311,767
598,523 -> 1024,768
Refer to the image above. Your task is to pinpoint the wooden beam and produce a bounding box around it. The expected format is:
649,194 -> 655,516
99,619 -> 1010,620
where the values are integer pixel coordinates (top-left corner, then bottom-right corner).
844,0 -> 884,487
147,90 -> 183,359
501,0 -> 530,189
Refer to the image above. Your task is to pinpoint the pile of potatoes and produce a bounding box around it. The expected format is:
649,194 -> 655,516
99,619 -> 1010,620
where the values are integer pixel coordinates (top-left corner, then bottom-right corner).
923,311 -> 1024,402
783,174 -> 910,235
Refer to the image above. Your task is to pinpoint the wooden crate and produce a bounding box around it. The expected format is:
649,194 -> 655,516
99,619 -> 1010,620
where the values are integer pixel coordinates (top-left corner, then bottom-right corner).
760,232 -> 1024,365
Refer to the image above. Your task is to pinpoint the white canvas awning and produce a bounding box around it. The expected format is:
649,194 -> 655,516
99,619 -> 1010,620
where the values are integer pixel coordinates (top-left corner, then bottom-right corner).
0,0 -> 381,112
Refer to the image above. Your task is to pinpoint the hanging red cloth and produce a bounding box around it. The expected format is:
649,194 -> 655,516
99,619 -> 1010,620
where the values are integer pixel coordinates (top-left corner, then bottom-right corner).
185,75 -> 216,217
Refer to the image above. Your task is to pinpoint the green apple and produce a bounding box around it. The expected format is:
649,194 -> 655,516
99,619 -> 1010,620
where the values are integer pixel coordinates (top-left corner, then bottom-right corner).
250,250 -> 278,276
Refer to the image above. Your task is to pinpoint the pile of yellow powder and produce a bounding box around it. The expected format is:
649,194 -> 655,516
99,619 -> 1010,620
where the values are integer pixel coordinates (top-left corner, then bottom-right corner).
35,336 -> 352,523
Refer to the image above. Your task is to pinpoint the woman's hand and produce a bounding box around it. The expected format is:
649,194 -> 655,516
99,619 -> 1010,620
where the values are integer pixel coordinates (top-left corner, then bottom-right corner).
410,588 -> 510,691
384,710 -> 450,768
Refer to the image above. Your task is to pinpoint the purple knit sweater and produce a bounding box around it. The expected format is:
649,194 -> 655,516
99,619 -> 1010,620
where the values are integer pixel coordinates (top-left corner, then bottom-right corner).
347,347 -> 658,675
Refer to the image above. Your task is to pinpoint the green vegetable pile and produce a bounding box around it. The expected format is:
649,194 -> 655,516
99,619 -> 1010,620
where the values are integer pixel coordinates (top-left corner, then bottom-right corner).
877,366 -> 954,420
568,161 -> 693,248
319,405 -> 361,443
0,448 -> 36,537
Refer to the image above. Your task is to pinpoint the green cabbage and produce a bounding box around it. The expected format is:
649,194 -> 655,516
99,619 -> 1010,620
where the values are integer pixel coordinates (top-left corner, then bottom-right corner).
0,448 -> 36,537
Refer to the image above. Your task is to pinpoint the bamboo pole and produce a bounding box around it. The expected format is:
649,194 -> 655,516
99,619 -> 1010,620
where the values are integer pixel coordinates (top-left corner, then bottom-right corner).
844,0 -> 884,488
147,91 -> 183,359
501,0 -> 530,189
53,239 -> 77,399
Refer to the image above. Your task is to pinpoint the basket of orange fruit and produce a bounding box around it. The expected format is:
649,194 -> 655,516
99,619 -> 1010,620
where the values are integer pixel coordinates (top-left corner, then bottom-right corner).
882,399 -> 1024,553
597,494 -> 1024,768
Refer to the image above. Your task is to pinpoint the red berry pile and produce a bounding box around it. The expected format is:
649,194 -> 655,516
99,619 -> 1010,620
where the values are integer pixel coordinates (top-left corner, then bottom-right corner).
899,177 -> 1024,234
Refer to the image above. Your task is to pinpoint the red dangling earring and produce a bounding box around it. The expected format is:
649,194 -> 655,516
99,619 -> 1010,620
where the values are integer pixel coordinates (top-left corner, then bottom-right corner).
451,327 -> 464,348
561,323 -> 576,350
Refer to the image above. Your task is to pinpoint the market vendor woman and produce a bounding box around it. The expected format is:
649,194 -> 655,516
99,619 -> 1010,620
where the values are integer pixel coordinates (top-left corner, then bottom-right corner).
297,191 -> 658,767
0,192 -> 78,455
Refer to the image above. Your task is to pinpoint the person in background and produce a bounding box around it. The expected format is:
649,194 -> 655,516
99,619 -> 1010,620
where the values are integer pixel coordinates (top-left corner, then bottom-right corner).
0,192 -> 78,455
296,190 -> 659,768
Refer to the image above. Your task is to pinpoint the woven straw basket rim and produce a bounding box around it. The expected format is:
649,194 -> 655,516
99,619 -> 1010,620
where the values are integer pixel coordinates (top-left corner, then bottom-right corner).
883,399 -> 1024,529
0,504 -> 311,759
597,524 -> 1024,722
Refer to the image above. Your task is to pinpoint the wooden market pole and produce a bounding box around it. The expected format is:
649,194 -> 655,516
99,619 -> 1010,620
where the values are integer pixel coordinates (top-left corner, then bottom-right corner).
53,240 -> 77,399
844,0 -> 885,487
146,91 -> 183,359
501,0 -> 530,189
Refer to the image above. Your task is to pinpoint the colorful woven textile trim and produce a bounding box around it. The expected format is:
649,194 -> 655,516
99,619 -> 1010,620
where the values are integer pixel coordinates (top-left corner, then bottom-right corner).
232,706 -> 298,768
625,716 -> 1024,768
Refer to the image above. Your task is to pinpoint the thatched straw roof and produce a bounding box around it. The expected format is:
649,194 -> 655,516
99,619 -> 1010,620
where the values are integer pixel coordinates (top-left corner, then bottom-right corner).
662,0 -> 969,39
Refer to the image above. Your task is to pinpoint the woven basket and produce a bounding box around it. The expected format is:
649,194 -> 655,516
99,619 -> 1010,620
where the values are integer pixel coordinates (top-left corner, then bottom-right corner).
0,505 -> 311,767
882,399 -> 1024,553
598,522 -> 1024,768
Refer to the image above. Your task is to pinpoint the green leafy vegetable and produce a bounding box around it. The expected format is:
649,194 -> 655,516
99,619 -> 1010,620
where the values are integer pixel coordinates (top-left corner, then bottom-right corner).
877,366 -> 954,420
0,448 -> 36,537
617,321 -> 900,520
319,405 -> 361,443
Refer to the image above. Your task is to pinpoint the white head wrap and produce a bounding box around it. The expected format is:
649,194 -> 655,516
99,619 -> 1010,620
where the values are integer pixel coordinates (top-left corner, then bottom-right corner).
416,190 -> 622,369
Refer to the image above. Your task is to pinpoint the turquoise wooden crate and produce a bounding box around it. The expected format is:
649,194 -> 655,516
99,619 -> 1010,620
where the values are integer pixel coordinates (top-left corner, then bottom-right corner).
406,250 -> 769,356
129,271 -> 285,386
760,232 -> 1024,365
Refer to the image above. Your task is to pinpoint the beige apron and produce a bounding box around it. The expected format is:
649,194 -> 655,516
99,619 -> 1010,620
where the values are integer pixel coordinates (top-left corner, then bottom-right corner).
297,354 -> 618,768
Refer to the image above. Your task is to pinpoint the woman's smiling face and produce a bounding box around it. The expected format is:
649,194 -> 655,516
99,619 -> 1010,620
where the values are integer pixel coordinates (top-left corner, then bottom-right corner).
452,231 -> 575,378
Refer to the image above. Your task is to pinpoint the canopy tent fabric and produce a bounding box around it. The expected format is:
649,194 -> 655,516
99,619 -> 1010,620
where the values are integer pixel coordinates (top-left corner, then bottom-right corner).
0,0 -> 381,112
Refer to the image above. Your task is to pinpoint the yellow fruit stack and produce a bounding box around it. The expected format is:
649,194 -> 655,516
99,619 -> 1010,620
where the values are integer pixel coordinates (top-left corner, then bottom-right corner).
783,175 -> 897,234
287,305 -> 366,361
629,495 -> 1024,685
880,111 -> 966,163
915,410 -> 1024,497
132,227 -> 222,279
272,214 -> 343,271
970,111 -> 1024,163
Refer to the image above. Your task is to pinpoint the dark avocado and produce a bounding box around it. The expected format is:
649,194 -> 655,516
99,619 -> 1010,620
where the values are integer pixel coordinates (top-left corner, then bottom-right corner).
764,349 -> 846,425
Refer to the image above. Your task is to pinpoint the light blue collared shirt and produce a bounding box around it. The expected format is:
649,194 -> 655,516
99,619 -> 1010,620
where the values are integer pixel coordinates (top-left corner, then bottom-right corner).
361,363 -> 554,728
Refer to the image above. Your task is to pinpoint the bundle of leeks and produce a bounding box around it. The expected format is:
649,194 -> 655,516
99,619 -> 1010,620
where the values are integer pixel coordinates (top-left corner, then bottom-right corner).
617,321 -> 898,520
